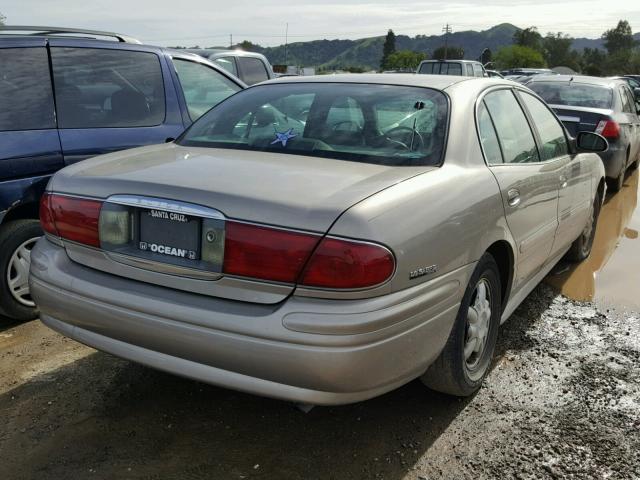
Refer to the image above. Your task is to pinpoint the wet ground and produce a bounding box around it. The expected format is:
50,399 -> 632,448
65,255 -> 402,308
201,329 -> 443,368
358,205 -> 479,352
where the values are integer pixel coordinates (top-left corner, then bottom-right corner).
1,170 -> 639,479
546,169 -> 640,310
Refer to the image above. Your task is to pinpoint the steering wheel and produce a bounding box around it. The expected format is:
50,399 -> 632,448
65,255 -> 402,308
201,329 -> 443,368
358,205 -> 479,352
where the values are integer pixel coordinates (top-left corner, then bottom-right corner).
384,126 -> 425,151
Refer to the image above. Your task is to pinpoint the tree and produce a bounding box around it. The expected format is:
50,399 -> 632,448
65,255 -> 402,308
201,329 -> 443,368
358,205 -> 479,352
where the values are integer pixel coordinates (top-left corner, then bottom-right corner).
0,12 -> 5,25
581,48 -> 606,76
494,45 -> 545,69
513,26 -> 543,52
380,29 -> 396,70
386,50 -> 427,71
602,20 -> 635,55
238,40 -> 258,52
479,48 -> 492,66
542,32 -> 573,68
432,45 -> 464,60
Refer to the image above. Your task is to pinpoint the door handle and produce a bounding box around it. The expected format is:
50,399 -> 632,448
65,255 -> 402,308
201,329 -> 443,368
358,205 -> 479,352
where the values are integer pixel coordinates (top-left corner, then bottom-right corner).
507,189 -> 521,207
559,175 -> 568,188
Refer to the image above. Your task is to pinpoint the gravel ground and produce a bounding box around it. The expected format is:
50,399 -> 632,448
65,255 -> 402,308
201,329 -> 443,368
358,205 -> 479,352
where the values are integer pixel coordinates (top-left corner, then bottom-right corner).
0,284 -> 638,480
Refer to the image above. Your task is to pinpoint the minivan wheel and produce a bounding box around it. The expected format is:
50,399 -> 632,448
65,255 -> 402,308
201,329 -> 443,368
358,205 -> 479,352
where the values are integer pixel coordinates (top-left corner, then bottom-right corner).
421,253 -> 501,397
566,191 -> 601,262
0,220 -> 42,321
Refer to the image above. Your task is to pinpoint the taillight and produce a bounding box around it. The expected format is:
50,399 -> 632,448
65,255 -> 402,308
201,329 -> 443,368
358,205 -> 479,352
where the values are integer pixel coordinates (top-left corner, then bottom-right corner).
300,237 -> 395,289
223,222 -> 320,283
39,193 -> 103,247
595,120 -> 620,139
222,222 -> 395,289
39,193 -> 57,236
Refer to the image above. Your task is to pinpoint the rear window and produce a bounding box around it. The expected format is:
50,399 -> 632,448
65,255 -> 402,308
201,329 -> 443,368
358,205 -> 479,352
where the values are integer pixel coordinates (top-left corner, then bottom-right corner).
179,83 -> 448,167
0,47 -> 56,131
238,57 -> 270,85
528,82 -> 613,109
51,47 -> 166,128
418,62 -> 463,76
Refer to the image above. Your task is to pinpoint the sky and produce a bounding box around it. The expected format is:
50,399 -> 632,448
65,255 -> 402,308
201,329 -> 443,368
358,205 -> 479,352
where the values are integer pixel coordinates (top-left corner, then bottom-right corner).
2,0 -> 639,47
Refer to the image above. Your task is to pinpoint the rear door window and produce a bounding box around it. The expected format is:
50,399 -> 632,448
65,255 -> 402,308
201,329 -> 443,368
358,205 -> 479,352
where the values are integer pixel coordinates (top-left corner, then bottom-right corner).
51,47 -> 166,128
0,48 -> 56,131
173,59 -> 241,121
477,101 -> 503,164
619,87 -> 634,114
466,64 -> 474,76
520,92 -> 569,161
483,89 -> 540,164
238,57 -> 270,85
473,64 -> 484,77
213,57 -> 238,77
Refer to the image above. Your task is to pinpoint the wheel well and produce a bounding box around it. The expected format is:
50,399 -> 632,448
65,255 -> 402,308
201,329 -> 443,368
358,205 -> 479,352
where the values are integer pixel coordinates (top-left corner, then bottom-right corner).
2,202 -> 39,225
597,178 -> 606,200
486,240 -> 513,309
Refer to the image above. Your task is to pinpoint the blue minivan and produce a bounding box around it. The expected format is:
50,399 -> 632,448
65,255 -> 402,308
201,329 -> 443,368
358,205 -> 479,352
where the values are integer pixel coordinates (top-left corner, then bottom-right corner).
0,26 -> 245,321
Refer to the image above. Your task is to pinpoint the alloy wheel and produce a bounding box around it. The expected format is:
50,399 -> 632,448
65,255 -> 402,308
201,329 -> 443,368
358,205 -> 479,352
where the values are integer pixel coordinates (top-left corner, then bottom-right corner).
464,278 -> 492,376
7,237 -> 39,307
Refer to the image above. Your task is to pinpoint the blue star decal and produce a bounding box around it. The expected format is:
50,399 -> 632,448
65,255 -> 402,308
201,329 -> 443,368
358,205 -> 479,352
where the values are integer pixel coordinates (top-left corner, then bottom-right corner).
271,128 -> 297,147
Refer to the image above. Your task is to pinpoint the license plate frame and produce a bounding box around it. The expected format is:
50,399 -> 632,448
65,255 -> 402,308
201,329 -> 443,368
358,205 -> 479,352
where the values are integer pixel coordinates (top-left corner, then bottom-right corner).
138,208 -> 201,262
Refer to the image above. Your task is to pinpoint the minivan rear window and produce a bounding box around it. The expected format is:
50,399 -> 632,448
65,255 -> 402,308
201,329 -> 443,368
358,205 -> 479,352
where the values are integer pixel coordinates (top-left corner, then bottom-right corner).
0,48 -> 56,131
528,82 -> 613,109
179,83 -> 449,167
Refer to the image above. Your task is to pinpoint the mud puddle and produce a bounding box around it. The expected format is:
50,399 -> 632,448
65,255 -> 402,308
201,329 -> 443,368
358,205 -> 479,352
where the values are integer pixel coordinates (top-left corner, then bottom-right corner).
547,168 -> 640,310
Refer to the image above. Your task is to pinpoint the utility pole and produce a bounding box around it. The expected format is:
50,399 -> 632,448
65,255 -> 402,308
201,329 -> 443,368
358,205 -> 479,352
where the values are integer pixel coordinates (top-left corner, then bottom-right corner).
442,23 -> 452,60
284,22 -> 289,67
229,34 -> 233,48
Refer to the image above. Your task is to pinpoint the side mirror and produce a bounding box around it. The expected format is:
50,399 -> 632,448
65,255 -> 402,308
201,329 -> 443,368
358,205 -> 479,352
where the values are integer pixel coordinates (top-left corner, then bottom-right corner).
576,131 -> 608,153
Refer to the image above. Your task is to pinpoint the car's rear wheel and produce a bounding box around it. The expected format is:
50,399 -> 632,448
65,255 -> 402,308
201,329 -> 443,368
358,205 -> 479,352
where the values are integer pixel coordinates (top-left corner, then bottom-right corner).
566,190 -> 601,262
421,253 -> 501,396
0,220 -> 42,322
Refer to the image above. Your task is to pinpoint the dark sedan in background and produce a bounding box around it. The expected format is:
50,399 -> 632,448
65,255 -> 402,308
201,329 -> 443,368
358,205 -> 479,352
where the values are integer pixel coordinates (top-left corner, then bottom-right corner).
528,75 -> 640,191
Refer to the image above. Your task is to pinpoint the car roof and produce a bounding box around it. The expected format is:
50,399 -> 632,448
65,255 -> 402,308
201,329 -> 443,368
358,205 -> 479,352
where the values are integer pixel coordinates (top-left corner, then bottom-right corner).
0,25 -> 141,44
261,73 -> 513,91
419,59 -> 481,64
527,74 -> 625,88
184,48 -> 269,60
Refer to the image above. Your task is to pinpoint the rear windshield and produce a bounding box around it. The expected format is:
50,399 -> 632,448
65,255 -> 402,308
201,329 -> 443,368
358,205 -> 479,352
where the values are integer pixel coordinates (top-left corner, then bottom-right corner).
179,83 -> 449,166
418,62 -> 463,76
528,82 -> 613,109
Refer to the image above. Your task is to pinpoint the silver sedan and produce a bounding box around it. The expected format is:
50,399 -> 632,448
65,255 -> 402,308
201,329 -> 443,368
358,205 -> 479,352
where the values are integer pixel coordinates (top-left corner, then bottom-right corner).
30,75 -> 607,405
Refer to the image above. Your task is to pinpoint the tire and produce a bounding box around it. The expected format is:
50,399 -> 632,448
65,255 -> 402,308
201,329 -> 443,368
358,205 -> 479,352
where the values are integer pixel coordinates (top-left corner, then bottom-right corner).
0,220 -> 42,321
566,190 -> 601,262
421,253 -> 502,397
609,153 -> 628,193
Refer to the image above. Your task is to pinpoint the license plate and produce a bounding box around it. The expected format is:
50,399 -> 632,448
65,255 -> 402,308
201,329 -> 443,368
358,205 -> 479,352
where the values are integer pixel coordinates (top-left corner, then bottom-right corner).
138,208 -> 201,261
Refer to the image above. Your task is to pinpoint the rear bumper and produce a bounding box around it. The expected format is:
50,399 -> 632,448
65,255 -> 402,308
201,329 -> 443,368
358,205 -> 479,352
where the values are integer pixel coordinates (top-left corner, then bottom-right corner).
30,239 -> 472,405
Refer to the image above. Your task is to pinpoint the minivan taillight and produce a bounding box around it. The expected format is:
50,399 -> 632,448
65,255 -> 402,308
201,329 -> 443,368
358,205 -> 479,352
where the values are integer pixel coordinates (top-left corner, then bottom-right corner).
39,193 -> 103,247
595,120 -> 620,139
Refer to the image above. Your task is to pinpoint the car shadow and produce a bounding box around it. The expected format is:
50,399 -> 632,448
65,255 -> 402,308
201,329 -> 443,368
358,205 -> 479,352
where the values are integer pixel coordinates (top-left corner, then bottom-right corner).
0,285 -> 558,480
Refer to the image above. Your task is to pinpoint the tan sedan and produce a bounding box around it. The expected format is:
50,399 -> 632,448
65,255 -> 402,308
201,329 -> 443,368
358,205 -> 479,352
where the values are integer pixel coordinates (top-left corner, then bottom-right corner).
31,75 -> 606,405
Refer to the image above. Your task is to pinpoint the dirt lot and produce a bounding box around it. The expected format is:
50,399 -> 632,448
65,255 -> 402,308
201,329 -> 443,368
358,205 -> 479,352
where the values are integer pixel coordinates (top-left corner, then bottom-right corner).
1,173 -> 639,480
1,285 -> 639,480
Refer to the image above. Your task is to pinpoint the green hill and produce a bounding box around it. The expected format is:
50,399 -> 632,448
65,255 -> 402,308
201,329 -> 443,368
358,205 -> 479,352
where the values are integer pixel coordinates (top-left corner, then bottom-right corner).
231,23 -> 635,71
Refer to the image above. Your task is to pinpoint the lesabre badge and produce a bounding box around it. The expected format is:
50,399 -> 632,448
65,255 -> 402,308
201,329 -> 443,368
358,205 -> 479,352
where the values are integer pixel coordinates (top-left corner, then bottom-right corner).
271,128 -> 297,147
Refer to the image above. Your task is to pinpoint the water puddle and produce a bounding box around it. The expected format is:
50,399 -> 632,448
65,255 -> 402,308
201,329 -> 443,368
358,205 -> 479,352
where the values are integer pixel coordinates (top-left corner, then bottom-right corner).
546,169 -> 640,310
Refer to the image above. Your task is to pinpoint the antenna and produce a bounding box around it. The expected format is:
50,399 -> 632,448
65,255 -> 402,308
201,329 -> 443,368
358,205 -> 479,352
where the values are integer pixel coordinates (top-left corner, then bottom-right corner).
442,23 -> 452,60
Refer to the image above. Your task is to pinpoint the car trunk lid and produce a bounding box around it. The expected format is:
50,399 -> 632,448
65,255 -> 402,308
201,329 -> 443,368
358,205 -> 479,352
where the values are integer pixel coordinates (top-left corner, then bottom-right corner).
49,143 -> 433,303
549,105 -> 614,137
